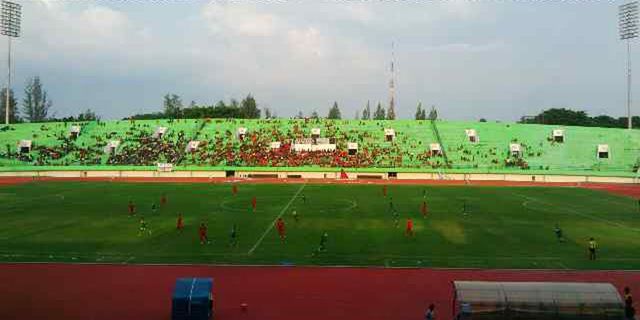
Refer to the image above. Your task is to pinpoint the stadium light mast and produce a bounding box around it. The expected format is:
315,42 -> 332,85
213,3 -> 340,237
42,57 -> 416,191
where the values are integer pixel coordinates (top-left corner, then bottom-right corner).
1,0 -> 21,125
619,1 -> 638,129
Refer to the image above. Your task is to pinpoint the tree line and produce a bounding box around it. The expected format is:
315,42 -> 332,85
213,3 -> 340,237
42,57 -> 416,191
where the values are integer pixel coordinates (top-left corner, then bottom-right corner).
5,82 -> 638,129
1,76 -> 99,123
519,108 -> 640,128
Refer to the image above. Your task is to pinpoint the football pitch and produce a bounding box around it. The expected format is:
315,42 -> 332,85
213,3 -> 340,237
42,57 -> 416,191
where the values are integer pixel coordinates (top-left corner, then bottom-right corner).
1,181 -> 639,270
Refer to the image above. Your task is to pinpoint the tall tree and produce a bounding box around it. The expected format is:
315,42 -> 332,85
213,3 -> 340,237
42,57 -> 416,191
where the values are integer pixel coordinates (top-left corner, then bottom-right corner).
0,88 -> 19,123
373,102 -> 386,120
163,93 -> 183,118
77,108 -> 99,121
311,110 -> 319,119
415,102 -> 423,120
264,107 -> 272,119
296,111 -> 304,119
239,94 -> 260,119
22,76 -> 52,122
387,103 -> 396,120
362,100 -> 371,120
428,105 -> 438,120
327,101 -> 342,119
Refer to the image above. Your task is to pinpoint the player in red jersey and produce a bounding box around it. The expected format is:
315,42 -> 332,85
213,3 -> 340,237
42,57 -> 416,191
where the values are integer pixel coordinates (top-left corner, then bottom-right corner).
405,218 -> 414,237
160,193 -> 167,206
275,217 -> 286,242
251,196 -> 257,212
199,222 -> 209,245
232,184 -> 238,196
176,213 -> 184,233
421,201 -> 428,218
128,200 -> 136,217
383,185 -> 388,197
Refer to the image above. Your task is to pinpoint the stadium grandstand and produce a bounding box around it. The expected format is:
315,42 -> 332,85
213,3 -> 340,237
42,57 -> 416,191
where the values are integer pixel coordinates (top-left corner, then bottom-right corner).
1,118 -> 639,178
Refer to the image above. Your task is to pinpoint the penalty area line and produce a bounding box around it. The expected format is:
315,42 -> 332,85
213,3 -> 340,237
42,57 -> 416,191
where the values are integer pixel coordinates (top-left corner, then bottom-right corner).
248,183 -> 306,255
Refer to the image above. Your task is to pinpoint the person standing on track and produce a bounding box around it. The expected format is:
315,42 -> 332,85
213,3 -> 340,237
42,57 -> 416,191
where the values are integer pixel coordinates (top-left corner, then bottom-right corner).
624,287 -> 635,320
425,304 -> 435,320
176,213 -> 184,233
588,237 -> 597,260
275,218 -> 286,242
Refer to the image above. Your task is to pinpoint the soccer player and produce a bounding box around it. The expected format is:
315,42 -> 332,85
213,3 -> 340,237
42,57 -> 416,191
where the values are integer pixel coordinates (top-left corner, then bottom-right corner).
292,210 -> 299,223
389,197 -> 394,211
160,193 -> 167,206
405,218 -> 414,237
199,222 -> 209,245
462,200 -> 468,216
383,185 -> 388,197
138,217 -> 151,236
275,218 -> 286,242
151,202 -> 158,214
232,184 -> 238,196
230,224 -> 238,247
176,213 -> 184,233
301,194 -> 307,204
128,200 -> 136,217
421,201 -> 428,218
588,237 -> 597,260
390,208 -> 400,228
422,189 -> 427,200
251,196 -> 257,212
312,232 -> 329,256
554,224 -> 564,242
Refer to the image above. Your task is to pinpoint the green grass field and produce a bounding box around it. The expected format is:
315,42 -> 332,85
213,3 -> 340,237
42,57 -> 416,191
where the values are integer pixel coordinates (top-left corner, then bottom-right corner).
1,181 -> 639,270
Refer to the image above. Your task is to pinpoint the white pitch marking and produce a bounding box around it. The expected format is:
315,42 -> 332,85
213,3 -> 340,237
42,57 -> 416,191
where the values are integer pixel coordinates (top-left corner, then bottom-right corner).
247,184 -> 306,255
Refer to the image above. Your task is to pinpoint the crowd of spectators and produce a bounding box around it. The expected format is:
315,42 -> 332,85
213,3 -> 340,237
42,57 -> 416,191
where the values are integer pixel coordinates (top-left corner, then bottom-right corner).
0,118 -> 562,171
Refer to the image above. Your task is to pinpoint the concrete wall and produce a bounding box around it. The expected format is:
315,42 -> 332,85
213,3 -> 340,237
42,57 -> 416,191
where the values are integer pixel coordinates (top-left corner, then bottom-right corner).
0,170 -> 637,184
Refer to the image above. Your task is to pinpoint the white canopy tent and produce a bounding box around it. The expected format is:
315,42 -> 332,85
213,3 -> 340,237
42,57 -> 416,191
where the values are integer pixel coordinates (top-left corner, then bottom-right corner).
452,281 -> 624,320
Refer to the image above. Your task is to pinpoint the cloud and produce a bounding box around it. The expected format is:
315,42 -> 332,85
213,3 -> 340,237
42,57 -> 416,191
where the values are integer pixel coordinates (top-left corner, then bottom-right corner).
201,3 -> 280,37
422,42 -> 508,53
287,27 -> 328,58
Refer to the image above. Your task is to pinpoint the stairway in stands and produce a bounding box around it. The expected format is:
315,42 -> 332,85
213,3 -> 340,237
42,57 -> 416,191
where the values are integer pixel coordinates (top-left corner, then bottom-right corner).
430,119 -> 450,169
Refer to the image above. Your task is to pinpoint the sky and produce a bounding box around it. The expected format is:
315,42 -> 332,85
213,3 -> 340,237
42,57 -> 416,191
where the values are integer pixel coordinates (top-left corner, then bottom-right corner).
1,0 -> 638,121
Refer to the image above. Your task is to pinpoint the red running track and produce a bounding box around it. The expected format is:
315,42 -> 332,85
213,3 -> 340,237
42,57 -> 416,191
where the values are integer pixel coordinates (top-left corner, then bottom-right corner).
0,263 -> 638,320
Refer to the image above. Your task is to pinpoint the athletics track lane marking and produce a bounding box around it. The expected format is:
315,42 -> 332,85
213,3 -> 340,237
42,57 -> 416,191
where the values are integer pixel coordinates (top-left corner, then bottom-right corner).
247,183 -> 307,255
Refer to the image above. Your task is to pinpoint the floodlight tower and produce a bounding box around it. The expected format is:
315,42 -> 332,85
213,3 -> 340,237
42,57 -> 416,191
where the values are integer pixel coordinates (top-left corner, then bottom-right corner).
388,42 -> 397,119
619,1 -> 638,129
1,1 -> 20,125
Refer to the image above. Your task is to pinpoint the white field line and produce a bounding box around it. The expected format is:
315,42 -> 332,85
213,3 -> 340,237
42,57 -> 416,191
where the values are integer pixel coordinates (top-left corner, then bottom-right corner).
514,192 -> 640,232
247,184 -> 306,255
